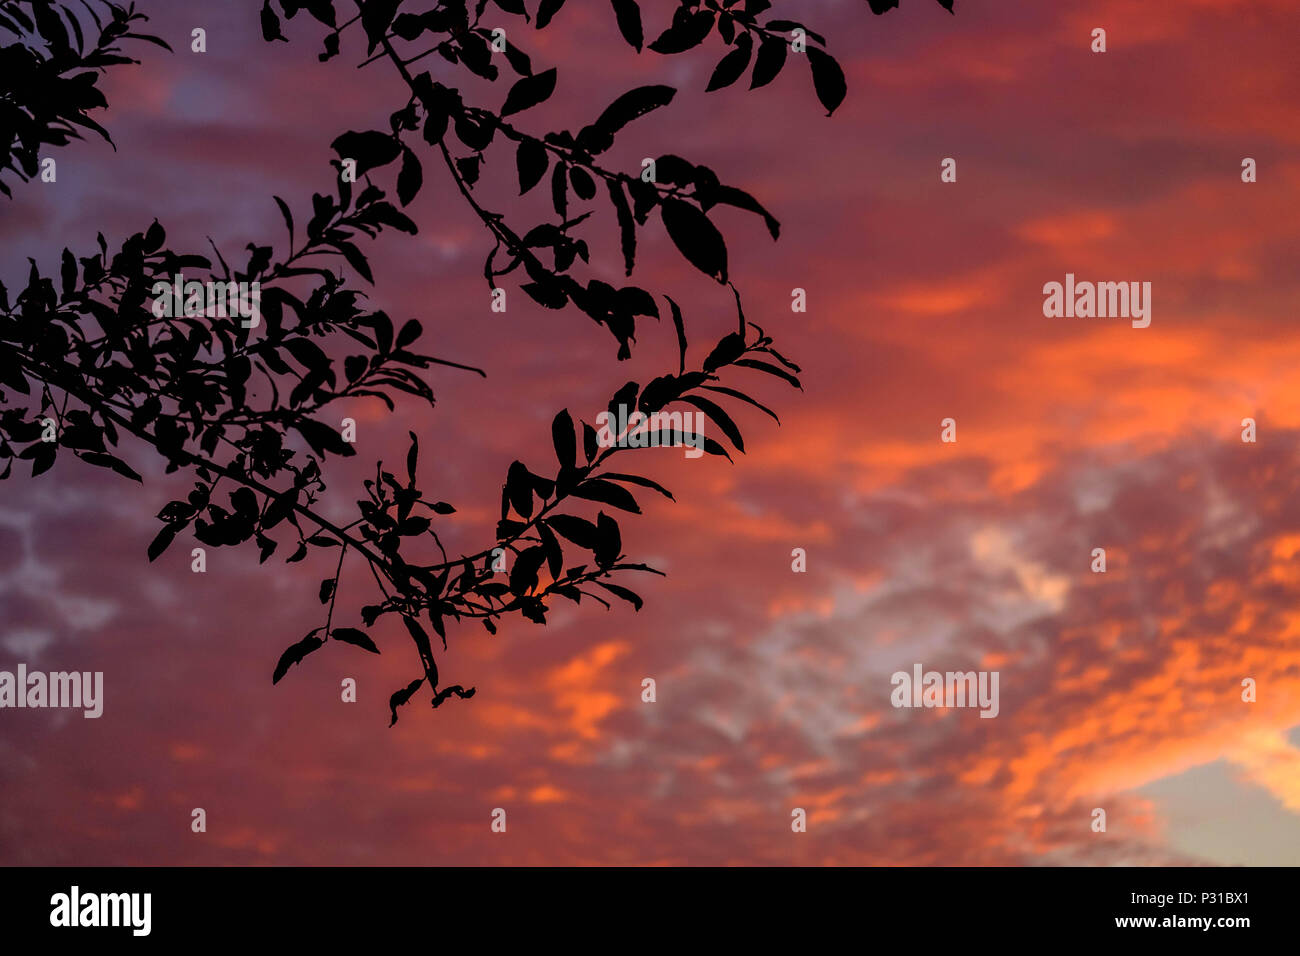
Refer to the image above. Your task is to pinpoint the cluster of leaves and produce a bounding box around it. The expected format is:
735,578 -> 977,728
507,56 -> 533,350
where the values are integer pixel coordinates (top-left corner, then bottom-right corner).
0,0 -> 169,196
0,161 -> 469,547
264,0 -> 807,362
3,0 -> 952,724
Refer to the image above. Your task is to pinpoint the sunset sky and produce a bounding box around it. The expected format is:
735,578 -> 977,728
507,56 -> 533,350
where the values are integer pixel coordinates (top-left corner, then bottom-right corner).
3,0 -> 1300,865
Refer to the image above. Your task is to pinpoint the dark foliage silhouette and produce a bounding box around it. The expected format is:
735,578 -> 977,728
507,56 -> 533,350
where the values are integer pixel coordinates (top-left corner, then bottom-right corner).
1,0 -> 956,723
0,0 -> 169,196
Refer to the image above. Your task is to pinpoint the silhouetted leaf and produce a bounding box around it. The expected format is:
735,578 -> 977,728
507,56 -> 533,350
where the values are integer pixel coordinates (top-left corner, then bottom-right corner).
665,295 -> 687,374
701,384 -> 779,423
610,0 -> 643,50
361,0 -> 401,53
569,166 -> 596,200
332,627 -> 380,654
272,630 -> 325,683
273,195 -> 294,245
510,546 -> 547,595
546,514 -> 599,549
516,138 -> 549,194
711,185 -> 780,240
648,9 -> 714,53
807,48 -> 847,115
572,478 -> 640,513
552,409 -> 576,469
702,331 -> 746,372
600,472 -> 674,500
294,418 -> 354,457
536,0 -> 567,29
594,85 -> 675,135
707,33 -> 753,91
593,511 -> 621,568
21,441 -> 56,477
596,581 -> 642,610
406,430 -> 419,484
501,68 -> 557,116
261,1 -> 287,42
735,358 -> 802,389
681,394 -> 744,452
505,460 -> 534,518
147,524 -> 179,562
607,178 -> 636,275
389,677 -> 424,726
661,200 -> 727,282
80,451 -> 142,482
397,147 -> 423,205
750,34 -> 787,89
331,130 -> 402,174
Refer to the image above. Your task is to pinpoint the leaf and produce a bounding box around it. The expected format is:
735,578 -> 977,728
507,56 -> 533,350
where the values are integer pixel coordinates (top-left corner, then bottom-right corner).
706,34 -> 753,91
569,166 -> 596,200
594,85 -> 675,135
607,178 -> 636,275
610,0 -> 643,51
536,518 -> 564,581
661,200 -> 727,282
505,460 -> 534,519
599,472 -> 674,501
147,524 -> 179,562
750,34 -> 787,89
396,319 -> 422,349
735,358 -> 803,389
807,47 -> 847,116
260,1 -> 287,42
701,384 -> 779,423
397,147 -> 423,205
26,442 -> 56,478
665,295 -> 687,375
550,162 -> 568,219
571,478 -> 640,513
596,581 -> 643,611
406,430 -> 419,484
546,514 -> 599,549
273,195 -> 294,245
609,380 -> 639,425
332,627 -> 380,654
552,409 -> 577,469
402,615 -> 437,678
60,249 -> 76,298
272,631 -> 325,683
702,331 -> 746,372
711,185 -> 780,240
510,546 -> 547,595
593,512 -> 621,568
361,0 -> 402,53
294,418 -> 354,458
388,677 -> 424,727
501,68 -> 557,117
330,130 -> 402,174
319,578 -> 335,604
648,9 -> 714,54
681,395 -> 744,453
536,0 -> 567,29
79,451 -> 143,482
516,138 -> 549,194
